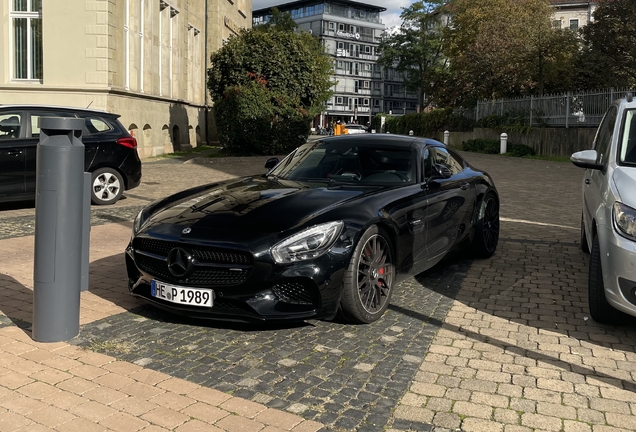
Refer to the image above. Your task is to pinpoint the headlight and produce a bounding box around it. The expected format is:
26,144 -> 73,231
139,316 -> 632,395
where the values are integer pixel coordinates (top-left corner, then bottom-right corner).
613,202 -> 636,241
132,209 -> 146,235
271,221 -> 344,264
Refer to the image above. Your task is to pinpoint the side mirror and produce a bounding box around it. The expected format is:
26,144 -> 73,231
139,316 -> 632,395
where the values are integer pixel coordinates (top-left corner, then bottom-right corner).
264,157 -> 279,170
433,163 -> 452,179
571,150 -> 603,170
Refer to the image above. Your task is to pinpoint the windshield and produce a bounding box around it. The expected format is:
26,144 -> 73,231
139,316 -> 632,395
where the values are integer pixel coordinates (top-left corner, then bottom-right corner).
269,141 -> 415,184
620,109 -> 636,165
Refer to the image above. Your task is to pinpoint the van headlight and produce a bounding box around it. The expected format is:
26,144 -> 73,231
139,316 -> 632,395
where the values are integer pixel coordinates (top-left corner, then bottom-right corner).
613,202 -> 636,241
271,221 -> 344,264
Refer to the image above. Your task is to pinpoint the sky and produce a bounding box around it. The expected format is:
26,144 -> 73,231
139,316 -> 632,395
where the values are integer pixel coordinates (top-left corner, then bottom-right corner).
251,0 -> 413,29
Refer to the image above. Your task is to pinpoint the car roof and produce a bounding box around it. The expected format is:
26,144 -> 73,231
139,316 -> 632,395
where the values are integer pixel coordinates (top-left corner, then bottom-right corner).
0,104 -> 117,117
319,134 -> 445,148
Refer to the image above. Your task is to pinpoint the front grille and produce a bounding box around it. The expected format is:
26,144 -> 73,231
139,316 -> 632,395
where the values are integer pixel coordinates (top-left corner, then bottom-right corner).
135,238 -> 252,265
272,281 -> 317,305
133,238 -> 253,286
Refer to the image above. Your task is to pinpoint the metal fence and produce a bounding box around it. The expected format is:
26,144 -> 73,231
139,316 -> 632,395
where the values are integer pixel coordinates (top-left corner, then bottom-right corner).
461,88 -> 635,128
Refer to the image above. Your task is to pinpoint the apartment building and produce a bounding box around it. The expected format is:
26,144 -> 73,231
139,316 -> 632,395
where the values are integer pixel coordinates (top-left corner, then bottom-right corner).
550,0 -> 597,30
1,0 -> 251,158
253,0 -> 419,127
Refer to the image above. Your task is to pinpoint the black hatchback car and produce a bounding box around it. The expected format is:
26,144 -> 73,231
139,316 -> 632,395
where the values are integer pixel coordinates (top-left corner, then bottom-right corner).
0,105 -> 142,205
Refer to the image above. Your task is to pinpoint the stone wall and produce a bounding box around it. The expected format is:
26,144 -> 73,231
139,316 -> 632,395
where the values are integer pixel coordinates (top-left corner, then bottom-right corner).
436,128 -> 598,157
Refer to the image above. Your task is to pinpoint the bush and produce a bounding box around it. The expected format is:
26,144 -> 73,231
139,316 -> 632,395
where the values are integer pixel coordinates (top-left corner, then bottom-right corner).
378,108 -> 474,136
461,139 -> 536,157
214,82 -> 311,155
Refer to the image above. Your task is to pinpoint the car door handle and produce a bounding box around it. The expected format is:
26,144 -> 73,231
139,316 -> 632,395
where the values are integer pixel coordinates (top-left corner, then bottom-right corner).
409,219 -> 423,226
460,182 -> 470,190
585,179 -> 591,185
6,150 -> 23,156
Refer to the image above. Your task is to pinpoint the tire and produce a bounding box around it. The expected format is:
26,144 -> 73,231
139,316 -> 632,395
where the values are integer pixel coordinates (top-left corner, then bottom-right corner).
588,235 -> 624,324
470,192 -> 500,258
580,213 -> 590,253
91,167 -> 124,205
339,225 -> 395,324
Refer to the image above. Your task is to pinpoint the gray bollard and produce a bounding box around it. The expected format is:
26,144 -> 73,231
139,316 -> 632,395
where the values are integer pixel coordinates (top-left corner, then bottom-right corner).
32,117 -> 89,342
444,130 -> 450,145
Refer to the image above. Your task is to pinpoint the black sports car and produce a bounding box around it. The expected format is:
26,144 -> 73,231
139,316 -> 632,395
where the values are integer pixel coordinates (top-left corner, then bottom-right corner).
126,135 -> 499,323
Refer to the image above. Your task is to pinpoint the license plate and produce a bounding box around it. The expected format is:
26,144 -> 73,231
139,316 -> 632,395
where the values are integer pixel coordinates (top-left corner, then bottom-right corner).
151,280 -> 213,307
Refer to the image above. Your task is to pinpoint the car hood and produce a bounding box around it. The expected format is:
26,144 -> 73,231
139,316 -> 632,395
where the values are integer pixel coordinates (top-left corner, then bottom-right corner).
613,166 -> 636,207
142,176 -> 379,235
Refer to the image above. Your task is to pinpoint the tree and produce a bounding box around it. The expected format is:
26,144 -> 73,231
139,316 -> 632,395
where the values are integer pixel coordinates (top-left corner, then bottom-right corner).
378,1 -> 450,109
443,0 -> 577,104
207,9 -> 333,154
575,0 -> 636,89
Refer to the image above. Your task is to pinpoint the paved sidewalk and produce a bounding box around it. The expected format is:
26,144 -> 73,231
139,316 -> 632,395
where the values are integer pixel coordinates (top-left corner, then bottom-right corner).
1,151 -> 635,431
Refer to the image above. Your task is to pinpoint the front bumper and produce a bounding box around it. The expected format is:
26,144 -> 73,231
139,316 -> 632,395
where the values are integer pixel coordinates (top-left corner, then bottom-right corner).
125,237 -> 351,322
598,224 -> 636,316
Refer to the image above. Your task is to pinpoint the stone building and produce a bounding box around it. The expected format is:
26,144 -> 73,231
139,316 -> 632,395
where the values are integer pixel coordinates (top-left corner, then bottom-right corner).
549,0 -> 597,30
253,0 -> 419,128
0,0 -> 251,158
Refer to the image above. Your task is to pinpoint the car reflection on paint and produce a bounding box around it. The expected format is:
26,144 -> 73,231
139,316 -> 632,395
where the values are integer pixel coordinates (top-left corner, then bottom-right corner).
126,135 -> 500,323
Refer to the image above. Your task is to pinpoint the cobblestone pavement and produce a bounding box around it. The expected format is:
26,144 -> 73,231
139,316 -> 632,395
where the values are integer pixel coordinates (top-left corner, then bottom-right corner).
2,151 -> 636,431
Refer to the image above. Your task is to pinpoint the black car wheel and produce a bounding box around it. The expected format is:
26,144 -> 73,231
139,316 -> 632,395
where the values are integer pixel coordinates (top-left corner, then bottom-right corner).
588,235 -> 624,324
339,225 -> 395,324
470,192 -> 500,258
580,213 -> 590,253
91,167 -> 124,205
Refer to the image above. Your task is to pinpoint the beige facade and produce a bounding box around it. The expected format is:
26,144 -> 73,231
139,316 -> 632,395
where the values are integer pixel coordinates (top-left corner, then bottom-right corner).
550,1 -> 597,30
0,0 -> 251,158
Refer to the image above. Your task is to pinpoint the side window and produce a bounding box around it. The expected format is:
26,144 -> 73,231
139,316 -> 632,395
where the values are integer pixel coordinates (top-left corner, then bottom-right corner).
30,111 -> 75,138
422,148 -> 433,181
82,116 -> 112,135
594,106 -> 617,165
430,147 -> 464,175
0,113 -> 22,140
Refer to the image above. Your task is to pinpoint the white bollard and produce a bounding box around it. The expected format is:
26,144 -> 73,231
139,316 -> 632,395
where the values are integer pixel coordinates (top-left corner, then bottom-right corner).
500,133 -> 508,154
444,130 -> 450,145
409,130 -> 414,136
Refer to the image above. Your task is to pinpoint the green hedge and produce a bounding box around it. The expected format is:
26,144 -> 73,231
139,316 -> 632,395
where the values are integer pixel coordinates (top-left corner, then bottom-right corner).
461,139 -> 536,157
371,108 -> 474,137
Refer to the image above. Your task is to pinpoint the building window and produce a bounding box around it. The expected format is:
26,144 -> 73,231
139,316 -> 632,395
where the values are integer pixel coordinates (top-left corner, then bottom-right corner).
363,98 -> 369,106
11,0 -> 43,80
569,19 -> 579,30
336,97 -> 344,105
329,22 -> 335,31
338,23 -> 345,31
552,19 -> 562,29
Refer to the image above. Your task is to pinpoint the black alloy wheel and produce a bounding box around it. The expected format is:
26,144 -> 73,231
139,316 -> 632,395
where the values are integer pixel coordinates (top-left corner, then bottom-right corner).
340,225 -> 395,323
470,192 -> 500,258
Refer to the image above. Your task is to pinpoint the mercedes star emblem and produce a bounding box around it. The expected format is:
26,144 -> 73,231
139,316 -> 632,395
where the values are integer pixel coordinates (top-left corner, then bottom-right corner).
182,228 -> 192,234
167,247 -> 193,278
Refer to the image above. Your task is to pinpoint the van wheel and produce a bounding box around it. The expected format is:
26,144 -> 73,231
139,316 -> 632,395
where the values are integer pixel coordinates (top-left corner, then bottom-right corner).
91,168 -> 124,205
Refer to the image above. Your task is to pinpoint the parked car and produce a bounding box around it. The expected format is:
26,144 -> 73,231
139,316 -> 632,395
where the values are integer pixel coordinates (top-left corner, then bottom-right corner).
126,134 -> 499,323
571,93 -> 636,323
345,124 -> 368,134
0,105 -> 141,205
